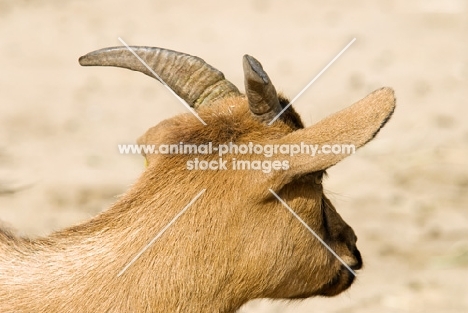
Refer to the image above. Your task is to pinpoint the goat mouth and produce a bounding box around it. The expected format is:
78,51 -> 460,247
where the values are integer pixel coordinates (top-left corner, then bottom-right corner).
316,266 -> 356,297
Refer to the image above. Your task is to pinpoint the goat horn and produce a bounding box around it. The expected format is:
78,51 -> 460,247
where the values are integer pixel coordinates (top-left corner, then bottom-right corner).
243,55 -> 282,122
79,46 -> 240,108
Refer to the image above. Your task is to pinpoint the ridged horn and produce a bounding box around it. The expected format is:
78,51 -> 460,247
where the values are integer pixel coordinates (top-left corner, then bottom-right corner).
79,46 -> 240,108
243,55 -> 282,122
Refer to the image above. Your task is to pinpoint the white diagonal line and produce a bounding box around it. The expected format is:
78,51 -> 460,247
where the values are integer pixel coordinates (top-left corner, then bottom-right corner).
117,189 -> 206,277
268,38 -> 356,125
118,37 -> 207,126
269,189 -> 356,276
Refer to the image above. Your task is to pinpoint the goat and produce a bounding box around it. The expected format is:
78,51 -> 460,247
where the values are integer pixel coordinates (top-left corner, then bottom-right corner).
0,46 -> 395,313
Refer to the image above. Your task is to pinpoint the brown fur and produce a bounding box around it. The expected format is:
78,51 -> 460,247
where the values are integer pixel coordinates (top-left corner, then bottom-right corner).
0,87 -> 394,312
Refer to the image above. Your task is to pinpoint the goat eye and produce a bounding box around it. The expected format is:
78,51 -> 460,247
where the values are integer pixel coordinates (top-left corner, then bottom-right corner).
314,172 -> 323,185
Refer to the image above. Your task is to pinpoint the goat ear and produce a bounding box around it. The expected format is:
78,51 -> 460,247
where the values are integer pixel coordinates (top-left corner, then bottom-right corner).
275,87 -> 395,180
136,119 -> 175,165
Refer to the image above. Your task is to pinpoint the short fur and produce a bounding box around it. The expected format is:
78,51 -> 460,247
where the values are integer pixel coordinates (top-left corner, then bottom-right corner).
0,61 -> 394,312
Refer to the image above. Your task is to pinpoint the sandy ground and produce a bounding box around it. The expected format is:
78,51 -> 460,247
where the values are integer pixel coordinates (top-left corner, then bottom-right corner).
0,0 -> 467,312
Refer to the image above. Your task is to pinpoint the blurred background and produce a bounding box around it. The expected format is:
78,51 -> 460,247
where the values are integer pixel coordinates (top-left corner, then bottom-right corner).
0,0 -> 467,312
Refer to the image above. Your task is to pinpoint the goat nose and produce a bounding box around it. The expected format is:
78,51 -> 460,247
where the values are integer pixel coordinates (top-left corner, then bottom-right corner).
350,248 -> 363,270
341,248 -> 363,271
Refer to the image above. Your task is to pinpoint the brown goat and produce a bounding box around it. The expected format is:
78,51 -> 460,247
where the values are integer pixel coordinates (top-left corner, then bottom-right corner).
0,46 -> 395,313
